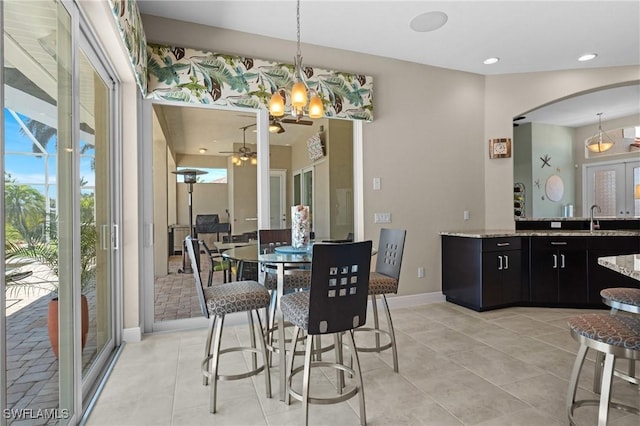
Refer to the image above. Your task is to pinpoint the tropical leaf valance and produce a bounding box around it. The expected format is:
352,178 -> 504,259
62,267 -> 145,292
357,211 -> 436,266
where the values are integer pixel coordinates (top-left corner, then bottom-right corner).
108,0 -> 148,96
146,43 -> 374,121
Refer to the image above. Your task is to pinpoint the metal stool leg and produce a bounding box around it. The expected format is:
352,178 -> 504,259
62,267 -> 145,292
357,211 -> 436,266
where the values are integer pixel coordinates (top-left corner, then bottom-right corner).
253,309 -> 272,399
599,354 -> 615,426
371,295 -> 380,350
302,334 -> 314,426
247,311 -> 257,371
210,314 -> 225,414
593,351 -> 604,393
381,294 -> 398,373
203,316 -> 217,386
567,343 -> 588,423
345,329 -> 366,426
286,326 -> 301,405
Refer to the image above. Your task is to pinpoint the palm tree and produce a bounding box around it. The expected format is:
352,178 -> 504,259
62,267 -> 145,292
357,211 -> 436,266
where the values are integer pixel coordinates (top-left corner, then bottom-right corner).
18,117 -> 56,155
4,174 -> 46,245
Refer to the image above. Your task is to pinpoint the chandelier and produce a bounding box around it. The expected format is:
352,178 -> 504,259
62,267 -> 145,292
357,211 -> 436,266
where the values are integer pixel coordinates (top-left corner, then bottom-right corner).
586,112 -> 615,153
268,0 -> 323,120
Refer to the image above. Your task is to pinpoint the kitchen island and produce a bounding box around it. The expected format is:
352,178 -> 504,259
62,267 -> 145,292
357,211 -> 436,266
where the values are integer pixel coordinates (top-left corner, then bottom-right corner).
441,230 -> 640,311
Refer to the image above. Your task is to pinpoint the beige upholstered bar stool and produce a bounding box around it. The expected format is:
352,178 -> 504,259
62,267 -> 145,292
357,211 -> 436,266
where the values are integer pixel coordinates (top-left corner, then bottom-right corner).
185,237 -> 272,414
355,228 -> 406,372
566,313 -> 640,425
281,241 -> 373,426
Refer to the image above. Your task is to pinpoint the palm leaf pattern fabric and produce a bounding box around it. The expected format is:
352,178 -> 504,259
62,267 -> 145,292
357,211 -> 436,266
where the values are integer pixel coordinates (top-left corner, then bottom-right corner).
146,43 -> 374,121
108,0 -> 148,95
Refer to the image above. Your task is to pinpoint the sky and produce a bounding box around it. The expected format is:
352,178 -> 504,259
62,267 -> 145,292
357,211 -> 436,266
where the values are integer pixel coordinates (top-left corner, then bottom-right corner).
4,108 -> 95,193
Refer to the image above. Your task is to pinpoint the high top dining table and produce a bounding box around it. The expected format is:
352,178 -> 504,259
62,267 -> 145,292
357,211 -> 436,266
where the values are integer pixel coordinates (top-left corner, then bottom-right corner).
222,242 -> 376,401
222,243 -> 313,400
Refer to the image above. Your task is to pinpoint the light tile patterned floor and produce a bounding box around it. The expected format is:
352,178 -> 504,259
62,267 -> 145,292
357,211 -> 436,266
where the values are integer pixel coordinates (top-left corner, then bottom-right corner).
86,302 -> 639,426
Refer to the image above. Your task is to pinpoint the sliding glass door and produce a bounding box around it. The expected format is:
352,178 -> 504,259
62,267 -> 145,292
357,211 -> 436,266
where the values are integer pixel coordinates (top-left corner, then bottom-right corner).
2,1 -> 120,422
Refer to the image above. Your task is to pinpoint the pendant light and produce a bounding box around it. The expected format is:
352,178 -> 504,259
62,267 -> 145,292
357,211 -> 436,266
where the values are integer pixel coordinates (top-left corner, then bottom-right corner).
268,0 -> 323,120
586,113 -> 615,153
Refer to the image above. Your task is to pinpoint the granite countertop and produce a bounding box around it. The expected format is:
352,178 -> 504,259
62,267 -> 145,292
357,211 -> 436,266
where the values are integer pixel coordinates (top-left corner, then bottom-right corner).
598,254 -> 640,282
440,230 -> 640,238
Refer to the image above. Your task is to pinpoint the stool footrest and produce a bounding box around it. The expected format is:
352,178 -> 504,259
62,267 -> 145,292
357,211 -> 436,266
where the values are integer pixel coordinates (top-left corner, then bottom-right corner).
353,327 -> 393,353
288,361 -> 359,405
202,346 -> 266,382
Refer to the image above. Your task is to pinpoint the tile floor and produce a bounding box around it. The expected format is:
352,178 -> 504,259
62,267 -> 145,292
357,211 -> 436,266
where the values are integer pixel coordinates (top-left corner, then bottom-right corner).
86,302 -> 639,426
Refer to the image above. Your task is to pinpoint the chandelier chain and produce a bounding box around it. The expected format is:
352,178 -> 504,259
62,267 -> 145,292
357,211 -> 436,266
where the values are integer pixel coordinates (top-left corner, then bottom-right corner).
296,0 -> 301,58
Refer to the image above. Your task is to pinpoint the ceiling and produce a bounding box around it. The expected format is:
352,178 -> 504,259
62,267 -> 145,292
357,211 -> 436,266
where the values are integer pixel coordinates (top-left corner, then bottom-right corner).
153,104 -> 327,156
139,1 -> 640,152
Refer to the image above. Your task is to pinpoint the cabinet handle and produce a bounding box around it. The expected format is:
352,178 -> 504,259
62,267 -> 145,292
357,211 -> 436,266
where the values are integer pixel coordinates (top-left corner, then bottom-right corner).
496,242 -> 510,247
560,254 -> 565,269
504,255 -> 509,270
551,242 -> 567,246
497,255 -> 503,270
553,254 -> 558,269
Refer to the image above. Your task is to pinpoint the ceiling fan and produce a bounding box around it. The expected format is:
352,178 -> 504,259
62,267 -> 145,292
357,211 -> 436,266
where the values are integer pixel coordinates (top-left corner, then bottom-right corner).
220,125 -> 257,164
236,114 -> 313,134
270,115 -> 313,134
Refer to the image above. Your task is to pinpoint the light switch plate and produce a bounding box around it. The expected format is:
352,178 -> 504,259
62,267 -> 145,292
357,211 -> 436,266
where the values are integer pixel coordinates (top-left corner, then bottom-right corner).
373,177 -> 381,190
374,212 -> 391,223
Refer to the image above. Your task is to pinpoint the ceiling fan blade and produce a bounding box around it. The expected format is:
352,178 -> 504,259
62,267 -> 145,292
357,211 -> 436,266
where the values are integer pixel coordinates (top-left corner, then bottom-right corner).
281,118 -> 313,126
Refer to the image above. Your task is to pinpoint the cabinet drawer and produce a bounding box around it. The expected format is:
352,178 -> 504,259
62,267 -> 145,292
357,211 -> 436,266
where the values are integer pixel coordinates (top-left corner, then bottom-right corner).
482,237 -> 521,252
530,237 -> 588,250
589,236 -> 640,252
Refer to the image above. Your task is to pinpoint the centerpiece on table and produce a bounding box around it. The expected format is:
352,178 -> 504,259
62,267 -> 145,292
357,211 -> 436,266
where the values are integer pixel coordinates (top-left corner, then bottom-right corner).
291,205 -> 310,249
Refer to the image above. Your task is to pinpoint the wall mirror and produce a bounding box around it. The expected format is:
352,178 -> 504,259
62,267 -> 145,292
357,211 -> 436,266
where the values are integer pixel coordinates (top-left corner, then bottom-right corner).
149,104 -> 354,323
513,83 -> 640,219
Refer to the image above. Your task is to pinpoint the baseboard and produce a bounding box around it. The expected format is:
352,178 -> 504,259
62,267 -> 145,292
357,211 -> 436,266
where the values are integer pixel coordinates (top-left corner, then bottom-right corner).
122,326 -> 142,342
383,291 -> 445,309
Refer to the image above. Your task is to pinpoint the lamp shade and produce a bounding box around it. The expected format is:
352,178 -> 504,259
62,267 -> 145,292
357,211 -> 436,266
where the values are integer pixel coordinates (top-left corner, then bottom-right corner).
635,184 -> 640,200
291,81 -> 308,107
269,92 -> 285,117
586,137 -> 614,153
308,95 -> 324,119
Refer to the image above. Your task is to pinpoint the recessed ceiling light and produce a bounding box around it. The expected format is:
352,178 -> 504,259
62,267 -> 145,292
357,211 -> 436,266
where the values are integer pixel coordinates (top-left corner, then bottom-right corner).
578,53 -> 597,62
483,57 -> 500,65
410,11 -> 448,33
199,148 -> 207,154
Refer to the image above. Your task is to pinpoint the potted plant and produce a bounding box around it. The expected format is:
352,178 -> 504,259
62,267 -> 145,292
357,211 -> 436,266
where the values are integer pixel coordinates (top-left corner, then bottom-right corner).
5,221 -> 97,357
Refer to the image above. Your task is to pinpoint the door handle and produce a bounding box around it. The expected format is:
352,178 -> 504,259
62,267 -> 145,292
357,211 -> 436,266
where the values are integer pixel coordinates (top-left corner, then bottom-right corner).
560,254 -> 565,269
112,224 -> 120,250
504,255 -> 509,270
497,255 -> 503,270
552,254 -> 558,269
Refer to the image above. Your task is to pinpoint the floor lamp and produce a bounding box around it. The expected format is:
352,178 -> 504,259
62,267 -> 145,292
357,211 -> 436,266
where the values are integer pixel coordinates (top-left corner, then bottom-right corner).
172,168 -> 207,274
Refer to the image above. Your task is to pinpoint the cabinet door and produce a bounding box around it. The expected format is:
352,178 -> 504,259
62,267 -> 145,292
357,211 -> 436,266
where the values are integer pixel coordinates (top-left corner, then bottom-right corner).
481,253 -> 503,307
501,251 -> 522,304
530,249 -> 558,303
558,250 -> 588,304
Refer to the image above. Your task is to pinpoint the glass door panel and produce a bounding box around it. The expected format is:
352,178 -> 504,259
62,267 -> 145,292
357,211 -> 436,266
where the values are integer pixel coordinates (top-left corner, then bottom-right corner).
78,49 -> 114,385
3,0 -> 72,421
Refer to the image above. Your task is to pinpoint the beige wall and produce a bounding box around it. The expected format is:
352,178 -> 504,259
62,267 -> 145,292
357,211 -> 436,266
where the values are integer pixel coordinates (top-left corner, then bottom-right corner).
484,70 -> 639,229
101,10 -> 640,336
148,15 -> 628,298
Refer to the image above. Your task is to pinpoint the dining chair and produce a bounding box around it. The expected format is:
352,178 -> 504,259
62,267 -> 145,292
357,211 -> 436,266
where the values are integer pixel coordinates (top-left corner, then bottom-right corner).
258,229 -> 312,358
355,228 -> 406,372
185,237 -> 272,414
280,241 -> 372,426
200,240 -> 230,285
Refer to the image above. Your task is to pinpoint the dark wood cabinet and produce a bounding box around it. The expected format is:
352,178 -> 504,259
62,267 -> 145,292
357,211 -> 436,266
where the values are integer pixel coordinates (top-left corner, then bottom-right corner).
530,237 -> 588,305
442,236 -> 522,311
443,233 -> 638,311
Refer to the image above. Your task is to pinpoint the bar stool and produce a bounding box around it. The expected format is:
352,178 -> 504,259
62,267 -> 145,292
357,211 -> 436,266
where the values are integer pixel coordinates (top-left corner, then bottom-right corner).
566,313 -> 640,425
281,241 -> 372,426
185,237 -> 272,414
355,228 -> 406,372
594,287 -> 640,391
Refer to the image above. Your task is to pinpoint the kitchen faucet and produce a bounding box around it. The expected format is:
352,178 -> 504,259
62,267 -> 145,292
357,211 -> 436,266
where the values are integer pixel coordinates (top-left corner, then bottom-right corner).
590,204 -> 601,232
